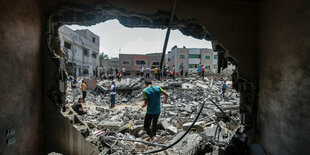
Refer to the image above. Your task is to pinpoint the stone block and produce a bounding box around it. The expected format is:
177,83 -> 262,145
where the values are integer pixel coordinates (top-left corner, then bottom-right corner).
96,106 -> 105,112
118,123 -> 132,133
98,121 -> 123,130
183,121 -> 211,131
184,106 -> 192,113
167,126 -> 178,134
160,120 -> 170,130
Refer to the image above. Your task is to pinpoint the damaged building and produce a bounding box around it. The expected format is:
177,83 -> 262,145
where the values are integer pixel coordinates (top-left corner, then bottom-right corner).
59,25 -> 100,77
119,53 -> 162,76
0,0 -> 309,155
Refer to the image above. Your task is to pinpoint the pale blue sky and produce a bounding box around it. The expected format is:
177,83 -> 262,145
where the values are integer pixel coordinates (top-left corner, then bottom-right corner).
67,19 -> 212,58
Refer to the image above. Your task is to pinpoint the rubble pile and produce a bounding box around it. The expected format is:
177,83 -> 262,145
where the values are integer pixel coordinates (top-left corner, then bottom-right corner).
62,76 -> 243,155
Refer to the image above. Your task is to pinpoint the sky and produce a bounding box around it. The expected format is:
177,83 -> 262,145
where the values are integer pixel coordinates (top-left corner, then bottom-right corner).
67,19 -> 212,58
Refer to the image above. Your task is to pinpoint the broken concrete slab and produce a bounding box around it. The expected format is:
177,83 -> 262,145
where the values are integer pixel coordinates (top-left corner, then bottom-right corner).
98,121 -> 123,130
172,132 -> 204,155
167,126 -> 178,134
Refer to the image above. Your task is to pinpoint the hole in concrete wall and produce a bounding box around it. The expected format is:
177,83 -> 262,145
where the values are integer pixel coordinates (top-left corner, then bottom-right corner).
45,3 -> 246,154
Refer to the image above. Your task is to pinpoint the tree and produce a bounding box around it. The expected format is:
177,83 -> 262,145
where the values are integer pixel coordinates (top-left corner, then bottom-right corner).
99,53 -> 108,66
99,53 -> 113,67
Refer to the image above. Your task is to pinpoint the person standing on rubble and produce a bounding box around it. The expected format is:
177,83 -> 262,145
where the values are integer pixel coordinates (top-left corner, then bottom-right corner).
201,65 -> 205,79
180,63 -> 184,79
142,79 -> 168,141
154,67 -> 159,80
198,64 -> 202,77
145,67 -> 151,79
122,67 -> 126,77
163,65 -> 167,80
221,80 -> 227,101
81,80 -> 87,102
140,65 -> 145,78
110,81 -> 117,108
172,65 -> 176,80
115,67 -> 119,75
71,77 -> 78,102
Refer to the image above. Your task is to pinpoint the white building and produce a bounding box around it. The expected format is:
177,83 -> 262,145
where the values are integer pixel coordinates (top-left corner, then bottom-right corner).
167,46 -> 218,74
58,26 -> 100,77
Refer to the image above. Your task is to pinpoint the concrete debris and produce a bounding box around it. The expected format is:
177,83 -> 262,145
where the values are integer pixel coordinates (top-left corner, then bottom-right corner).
48,152 -> 62,155
172,132 -> 204,155
98,121 -> 123,130
63,75 -> 242,154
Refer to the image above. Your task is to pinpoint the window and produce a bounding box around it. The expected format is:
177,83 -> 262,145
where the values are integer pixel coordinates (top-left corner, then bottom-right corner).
189,64 -> 199,68
214,55 -> 217,59
205,65 -> 210,69
92,37 -> 96,43
189,54 -> 201,58
123,61 -> 130,65
179,55 -> 185,59
136,60 -> 146,65
64,41 -> 71,49
92,53 -> 97,58
214,64 -> 217,69
205,55 -> 211,59
152,62 -> 159,65
83,49 -> 89,56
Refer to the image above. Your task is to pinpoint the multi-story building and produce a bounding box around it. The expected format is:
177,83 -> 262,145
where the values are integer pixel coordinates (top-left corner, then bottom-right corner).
167,46 -> 218,74
58,25 -> 100,77
111,57 -> 119,68
119,53 -> 162,76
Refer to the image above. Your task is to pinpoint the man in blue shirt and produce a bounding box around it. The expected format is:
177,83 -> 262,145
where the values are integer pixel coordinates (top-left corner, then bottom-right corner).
198,65 -> 202,77
142,79 -> 168,141
110,81 -> 116,108
221,80 -> 227,101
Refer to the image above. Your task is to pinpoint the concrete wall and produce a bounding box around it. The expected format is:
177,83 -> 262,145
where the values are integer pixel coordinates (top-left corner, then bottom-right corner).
257,0 -> 310,154
0,0 -> 42,154
42,24 -> 100,154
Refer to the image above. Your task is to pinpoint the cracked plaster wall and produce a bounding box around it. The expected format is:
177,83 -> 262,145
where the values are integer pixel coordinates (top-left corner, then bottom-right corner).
0,0 -> 42,154
4,0 -> 309,154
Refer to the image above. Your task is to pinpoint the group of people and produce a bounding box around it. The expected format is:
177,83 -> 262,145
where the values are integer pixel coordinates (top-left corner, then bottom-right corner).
100,66 -> 126,81
140,63 -> 186,81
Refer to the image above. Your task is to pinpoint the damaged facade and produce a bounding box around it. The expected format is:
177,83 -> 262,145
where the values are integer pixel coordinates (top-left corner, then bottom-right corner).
59,25 -> 100,77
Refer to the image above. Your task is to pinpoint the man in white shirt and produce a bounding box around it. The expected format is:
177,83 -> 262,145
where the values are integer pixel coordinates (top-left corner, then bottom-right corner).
122,67 -> 126,77
140,65 -> 144,77
110,81 -> 117,108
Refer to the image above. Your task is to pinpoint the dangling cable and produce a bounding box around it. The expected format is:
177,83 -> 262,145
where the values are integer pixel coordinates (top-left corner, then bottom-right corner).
140,100 -> 206,154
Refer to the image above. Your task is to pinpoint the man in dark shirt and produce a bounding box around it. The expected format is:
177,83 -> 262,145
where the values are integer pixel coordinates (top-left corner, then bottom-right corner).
72,98 -> 87,115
